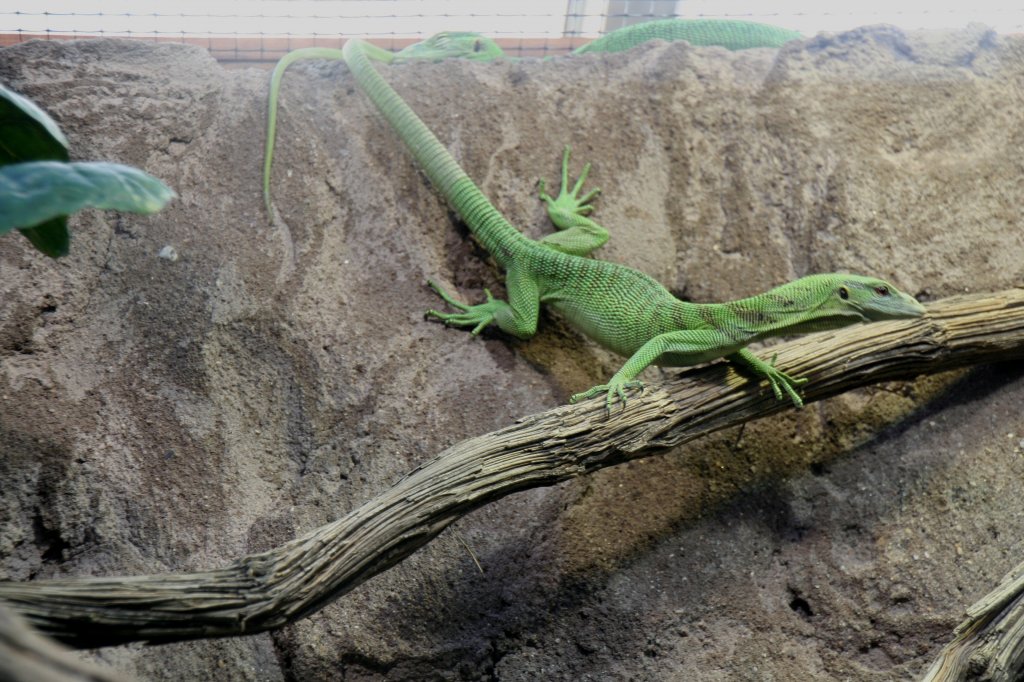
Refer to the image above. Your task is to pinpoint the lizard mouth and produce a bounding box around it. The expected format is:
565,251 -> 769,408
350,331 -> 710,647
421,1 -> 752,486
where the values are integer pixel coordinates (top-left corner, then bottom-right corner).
861,292 -> 927,321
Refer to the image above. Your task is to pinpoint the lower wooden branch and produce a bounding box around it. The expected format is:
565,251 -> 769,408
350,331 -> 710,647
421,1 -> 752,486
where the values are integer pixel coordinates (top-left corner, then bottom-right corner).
923,557 -> 1024,681
0,604 -> 127,681
0,289 -> 1022,656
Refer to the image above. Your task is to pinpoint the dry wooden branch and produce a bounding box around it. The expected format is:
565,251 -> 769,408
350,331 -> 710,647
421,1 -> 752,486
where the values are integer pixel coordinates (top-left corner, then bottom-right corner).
0,289 -> 1022,650
0,604 -> 129,681
923,558 -> 1024,682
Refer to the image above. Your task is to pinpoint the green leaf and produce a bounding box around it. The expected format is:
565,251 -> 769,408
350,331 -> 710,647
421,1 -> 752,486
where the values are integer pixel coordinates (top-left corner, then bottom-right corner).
0,161 -> 176,255
0,83 -> 69,165
19,216 -> 69,258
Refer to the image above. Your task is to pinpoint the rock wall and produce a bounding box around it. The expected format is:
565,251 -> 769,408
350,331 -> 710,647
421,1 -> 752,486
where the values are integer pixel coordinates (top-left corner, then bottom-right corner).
1,25 -> 1023,680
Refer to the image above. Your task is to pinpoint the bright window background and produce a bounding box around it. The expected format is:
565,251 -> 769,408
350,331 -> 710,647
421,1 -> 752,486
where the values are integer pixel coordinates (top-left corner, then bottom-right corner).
0,1 -> 567,39
0,0 -> 1020,63
2,0 -> 1021,38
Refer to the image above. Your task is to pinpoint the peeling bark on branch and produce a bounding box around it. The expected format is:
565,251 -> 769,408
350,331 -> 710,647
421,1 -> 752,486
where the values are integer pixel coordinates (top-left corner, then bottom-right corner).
0,604 -> 128,681
924,558 -> 1024,682
1,289 -> 1023,652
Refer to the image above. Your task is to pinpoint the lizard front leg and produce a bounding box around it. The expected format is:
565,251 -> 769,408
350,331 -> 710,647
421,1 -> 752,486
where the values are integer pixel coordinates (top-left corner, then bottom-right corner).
536,146 -> 609,256
728,349 -> 807,408
572,329 -> 737,412
426,264 -> 541,339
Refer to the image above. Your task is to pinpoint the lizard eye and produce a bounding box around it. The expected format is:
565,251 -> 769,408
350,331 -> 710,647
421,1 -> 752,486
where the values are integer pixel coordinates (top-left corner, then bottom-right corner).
874,285 -> 890,296
838,286 -> 849,300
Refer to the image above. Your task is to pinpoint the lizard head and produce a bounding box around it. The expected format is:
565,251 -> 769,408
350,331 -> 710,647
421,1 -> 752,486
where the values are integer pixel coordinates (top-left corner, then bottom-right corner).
818,274 -> 926,321
738,273 -> 925,335
394,32 -> 505,62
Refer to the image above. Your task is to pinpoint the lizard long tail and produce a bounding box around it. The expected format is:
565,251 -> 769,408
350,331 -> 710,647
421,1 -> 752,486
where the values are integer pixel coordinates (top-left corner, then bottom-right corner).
340,39 -> 527,266
263,46 -> 389,216
262,40 -> 527,267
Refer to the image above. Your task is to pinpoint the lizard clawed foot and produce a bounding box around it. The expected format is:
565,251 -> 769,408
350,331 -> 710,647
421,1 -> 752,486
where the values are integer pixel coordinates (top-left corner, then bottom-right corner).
538,145 -> 601,218
570,379 -> 645,414
425,280 -> 498,336
763,353 -> 808,408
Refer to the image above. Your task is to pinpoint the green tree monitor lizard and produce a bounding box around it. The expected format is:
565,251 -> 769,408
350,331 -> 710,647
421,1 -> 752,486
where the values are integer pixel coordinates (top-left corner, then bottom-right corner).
262,22 -> 926,411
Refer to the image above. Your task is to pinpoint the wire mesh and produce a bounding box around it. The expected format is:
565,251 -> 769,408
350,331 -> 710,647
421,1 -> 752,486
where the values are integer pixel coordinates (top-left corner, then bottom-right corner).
0,1 -> 1021,64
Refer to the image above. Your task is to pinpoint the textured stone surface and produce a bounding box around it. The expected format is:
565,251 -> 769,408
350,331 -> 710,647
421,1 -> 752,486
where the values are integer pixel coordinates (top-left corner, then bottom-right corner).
1,24 -> 1023,680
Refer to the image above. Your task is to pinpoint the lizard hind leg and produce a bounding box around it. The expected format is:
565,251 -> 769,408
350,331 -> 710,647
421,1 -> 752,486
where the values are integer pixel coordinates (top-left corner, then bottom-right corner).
425,280 -> 498,335
537,146 -> 610,256
425,266 -> 541,339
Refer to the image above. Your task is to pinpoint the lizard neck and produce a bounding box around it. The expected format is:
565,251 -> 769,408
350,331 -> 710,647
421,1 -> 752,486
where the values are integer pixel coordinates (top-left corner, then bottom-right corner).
721,285 -> 863,338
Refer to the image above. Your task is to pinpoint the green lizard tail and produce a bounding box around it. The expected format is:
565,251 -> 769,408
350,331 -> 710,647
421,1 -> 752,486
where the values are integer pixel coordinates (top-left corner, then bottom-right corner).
264,21 -> 802,219
264,46 -> 391,216
264,40 -> 528,264
340,39 -> 528,266
572,18 -> 801,54
264,42 -> 399,215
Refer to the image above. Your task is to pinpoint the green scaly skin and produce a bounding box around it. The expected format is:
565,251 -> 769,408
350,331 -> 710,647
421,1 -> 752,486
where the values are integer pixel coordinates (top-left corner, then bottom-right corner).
572,18 -> 801,53
395,19 -> 802,62
263,23 -> 927,411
